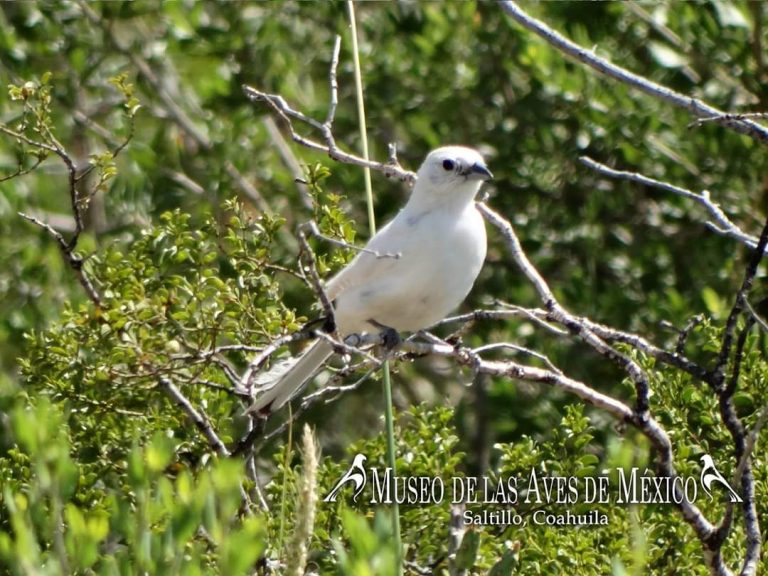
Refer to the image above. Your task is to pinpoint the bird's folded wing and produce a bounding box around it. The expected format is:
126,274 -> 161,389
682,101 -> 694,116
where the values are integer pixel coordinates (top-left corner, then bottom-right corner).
325,220 -> 405,301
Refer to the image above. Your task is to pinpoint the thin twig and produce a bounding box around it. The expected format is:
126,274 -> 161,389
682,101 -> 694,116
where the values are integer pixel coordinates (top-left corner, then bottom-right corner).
18,211 -> 102,306
159,376 -> 230,456
580,157 -> 761,251
478,202 -> 653,416
689,112 -> 768,129
577,314 -> 712,383
0,155 -> 45,183
472,342 -> 563,375
743,298 -> 768,333
435,307 -> 540,327
499,1 -> 768,145
302,220 -> 401,259
243,85 -> 416,184
715,214 -> 768,384
301,366 -> 378,406
297,225 -> 336,327
708,214 -> 768,575
241,332 -> 312,393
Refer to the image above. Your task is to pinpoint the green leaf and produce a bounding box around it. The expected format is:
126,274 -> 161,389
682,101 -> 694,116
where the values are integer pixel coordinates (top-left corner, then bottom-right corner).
712,2 -> 748,28
454,529 -> 480,570
701,287 -> 723,317
489,549 -> 519,575
647,42 -> 686,69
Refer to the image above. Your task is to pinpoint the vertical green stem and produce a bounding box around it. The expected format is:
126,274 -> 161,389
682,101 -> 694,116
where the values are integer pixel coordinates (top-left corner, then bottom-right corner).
381,359 -> 402,570
347,2 -> 402,572
347,0 -> 375,239
277,405 -> 293,558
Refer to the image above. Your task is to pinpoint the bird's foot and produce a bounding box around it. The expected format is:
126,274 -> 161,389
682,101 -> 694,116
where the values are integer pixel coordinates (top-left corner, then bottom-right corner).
368,318 -> 402,352
381,327 -> 401,351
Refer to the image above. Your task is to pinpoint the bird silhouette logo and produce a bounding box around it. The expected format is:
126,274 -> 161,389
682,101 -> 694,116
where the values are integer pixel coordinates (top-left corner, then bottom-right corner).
324,454 -> 368,503
700,454 -> 742,503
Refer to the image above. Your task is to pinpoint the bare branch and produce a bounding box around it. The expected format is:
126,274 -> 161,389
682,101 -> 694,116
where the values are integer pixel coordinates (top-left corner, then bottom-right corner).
434,307 -> 546,329
159,376 -> 230,457
478,202 -> 653,415
579,315 -> 711,383
302,220 -> 401,259
706,215 -> 768,576
721,400 -> 768,576
580,157 -> 761,251
297,225 -> 336,328
325,35 -> 342,129
689,112 -> 768,128
471,342 -> 563,375
437,342 -> 634,420
18,211 -> 102,306
716,214 -> 768,381
243,85 -> 416,184
158,376 -> 257,513
499,1 -> 768,144
733,402 -> 768,498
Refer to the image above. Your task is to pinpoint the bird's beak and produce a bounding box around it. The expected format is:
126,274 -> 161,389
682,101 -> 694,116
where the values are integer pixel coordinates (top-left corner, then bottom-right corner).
466,162 -> 493,181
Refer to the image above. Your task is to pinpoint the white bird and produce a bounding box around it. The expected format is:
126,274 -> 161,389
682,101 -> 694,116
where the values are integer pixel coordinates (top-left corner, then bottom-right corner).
248,146 -> 492,414
700,454 -> 742,503
324,453 -> 368,502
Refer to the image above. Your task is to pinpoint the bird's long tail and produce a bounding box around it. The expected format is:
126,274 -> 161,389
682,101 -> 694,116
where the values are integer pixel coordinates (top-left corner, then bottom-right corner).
247,339 -> 334,414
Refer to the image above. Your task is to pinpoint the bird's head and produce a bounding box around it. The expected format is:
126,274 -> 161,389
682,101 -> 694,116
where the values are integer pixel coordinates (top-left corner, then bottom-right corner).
700,454 -> 714,466
416,146 -> 493,195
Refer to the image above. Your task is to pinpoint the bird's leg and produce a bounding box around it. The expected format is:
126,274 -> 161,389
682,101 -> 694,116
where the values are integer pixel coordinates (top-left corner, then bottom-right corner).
367,318 -> 402,352
320,314 -> 337,335
300,314 -> 333,336
306,314 -> 349,358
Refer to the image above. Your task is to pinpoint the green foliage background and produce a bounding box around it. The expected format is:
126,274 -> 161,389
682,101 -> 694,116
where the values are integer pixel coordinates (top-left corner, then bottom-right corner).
0,1 -> 766,574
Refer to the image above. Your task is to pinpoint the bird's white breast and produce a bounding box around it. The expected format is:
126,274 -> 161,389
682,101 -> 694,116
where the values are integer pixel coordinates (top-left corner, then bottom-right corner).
333,202 -> 486,334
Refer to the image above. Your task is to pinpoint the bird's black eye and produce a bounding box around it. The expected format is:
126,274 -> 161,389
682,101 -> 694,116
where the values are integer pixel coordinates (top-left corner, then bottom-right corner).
442,159 -> 455,171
